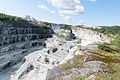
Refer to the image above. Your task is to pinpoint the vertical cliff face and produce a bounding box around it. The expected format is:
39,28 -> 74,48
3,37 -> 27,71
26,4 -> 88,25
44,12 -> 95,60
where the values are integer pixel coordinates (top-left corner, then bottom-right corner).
0,27 -> 53,46
0,20 -> 54,73
0,21 -> 54,46
51,24 -> 66,33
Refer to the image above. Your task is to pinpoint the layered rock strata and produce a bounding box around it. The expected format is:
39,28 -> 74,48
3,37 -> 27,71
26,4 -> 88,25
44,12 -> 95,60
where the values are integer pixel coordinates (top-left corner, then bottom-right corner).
0,20 -> 112,80
0,20 -> 54,80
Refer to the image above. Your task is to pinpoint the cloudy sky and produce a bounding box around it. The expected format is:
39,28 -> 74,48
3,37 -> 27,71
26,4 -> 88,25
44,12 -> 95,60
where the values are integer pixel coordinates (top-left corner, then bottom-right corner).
0,0 -> 120,26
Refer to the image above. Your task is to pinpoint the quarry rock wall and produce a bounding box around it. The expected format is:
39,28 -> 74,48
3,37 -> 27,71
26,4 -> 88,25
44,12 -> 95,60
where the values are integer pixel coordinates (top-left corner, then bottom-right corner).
72,27 -> 112,45
0,21 -> 54,70
0,27 -> 53,46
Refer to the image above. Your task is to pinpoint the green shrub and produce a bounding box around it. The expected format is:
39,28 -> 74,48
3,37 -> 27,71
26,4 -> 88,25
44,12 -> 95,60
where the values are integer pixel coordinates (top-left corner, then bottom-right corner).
76,25 -> 84,28
98,44 -> 109,51
112,35 -> 120,48
43,22 -> 51,26
0,13 -> 28,22
83,25 -> 120,36
61,25 -> 71,30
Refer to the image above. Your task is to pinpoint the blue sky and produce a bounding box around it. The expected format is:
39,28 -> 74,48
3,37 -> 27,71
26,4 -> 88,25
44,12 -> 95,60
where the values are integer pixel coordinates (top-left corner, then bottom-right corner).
0,0 -> 120,26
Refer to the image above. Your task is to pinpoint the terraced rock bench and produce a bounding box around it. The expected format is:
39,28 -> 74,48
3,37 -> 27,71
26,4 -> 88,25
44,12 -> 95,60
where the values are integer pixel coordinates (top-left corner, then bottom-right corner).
0,22 -> 54,71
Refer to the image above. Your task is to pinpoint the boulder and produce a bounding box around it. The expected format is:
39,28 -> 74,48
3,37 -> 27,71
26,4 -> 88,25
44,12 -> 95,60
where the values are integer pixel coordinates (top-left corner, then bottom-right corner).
66,30 -> 76,41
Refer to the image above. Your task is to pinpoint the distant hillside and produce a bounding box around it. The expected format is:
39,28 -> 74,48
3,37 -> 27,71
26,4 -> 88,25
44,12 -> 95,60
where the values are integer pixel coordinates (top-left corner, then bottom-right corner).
76,25 -> 120,48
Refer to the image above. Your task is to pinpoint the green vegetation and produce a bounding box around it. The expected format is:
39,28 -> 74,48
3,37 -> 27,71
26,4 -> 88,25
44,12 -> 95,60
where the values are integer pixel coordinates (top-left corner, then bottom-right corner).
98,26 -> 120,35
61,25 -> 71,30
73,74 -> 120,80
59,55 -> 84,70
96,50 -> 120,58
92,26 -> 120,48
73,76 -> 87,80
98,44 -> 109,51
96,44 -> 120,59
76,25 -> 84,28
43,22 -> 52,26
112,35 -> 120,48
73,75 -> 90,80
85,26 -> 120,36
35,24 -> 50,29
62,64 -> 73,70
83,51 -> 120,80
76,25 -> 120,48
94,63 -> 120,80
0,13 -> 51,29
76,25 -> 120,37
0,13 -> 28,22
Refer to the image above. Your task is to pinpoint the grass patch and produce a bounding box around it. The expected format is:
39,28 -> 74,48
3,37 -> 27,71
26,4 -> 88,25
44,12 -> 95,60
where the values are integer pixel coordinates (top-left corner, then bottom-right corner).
96,49 -> 120,58
35,24 -> 50,29
73,75 -> 90,80
0,13 -> 28,22
63,64 -> 73,70
73,76 -> 86,80
84,51 -> 120,80
72,47 -> 120,80
59,55 -> 84,70
112,35 -> 120,48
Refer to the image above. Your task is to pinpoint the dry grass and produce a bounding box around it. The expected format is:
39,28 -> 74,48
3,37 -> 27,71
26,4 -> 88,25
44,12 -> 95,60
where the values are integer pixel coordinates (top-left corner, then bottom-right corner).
59,55 -> 84,70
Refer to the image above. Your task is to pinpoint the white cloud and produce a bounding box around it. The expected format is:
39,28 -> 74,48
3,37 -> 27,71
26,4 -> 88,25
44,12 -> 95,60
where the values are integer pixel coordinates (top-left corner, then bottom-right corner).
90,0 -> 96,2
47,0 -> 84,15
38,4 -> 55,14
59,5 -> 84,15
44,0 -> 96,24
63,16 -> 72,22
38,4 -> 50,11
74,0 -> 80,4
50,10 -> 55,14
47,0 -> 51,3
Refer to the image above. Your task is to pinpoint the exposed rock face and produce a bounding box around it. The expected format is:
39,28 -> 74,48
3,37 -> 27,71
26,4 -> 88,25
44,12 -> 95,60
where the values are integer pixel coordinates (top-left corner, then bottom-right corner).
0,21 -> 113,80
10,32 -> 81,80
0,27 -> 53,46
46,60 -> 113,80
66,30 -> 76,41
51,24 -> 66,33
72,27 -> 112,46
0,20 -> 55,80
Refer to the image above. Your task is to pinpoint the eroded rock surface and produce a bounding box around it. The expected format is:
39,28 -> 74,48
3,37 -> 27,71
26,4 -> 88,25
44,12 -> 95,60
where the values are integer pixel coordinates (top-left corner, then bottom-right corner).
0,22 -> 112,80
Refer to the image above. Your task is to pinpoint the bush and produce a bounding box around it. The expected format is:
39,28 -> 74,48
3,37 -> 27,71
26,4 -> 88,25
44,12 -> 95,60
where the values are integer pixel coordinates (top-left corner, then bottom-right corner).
43,22 -> 51,26
112,35 -> 120,48
61,25 -> 71,30
0,13 -> 28,22
98,44 -> 109,51
84,26 -> 120,36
